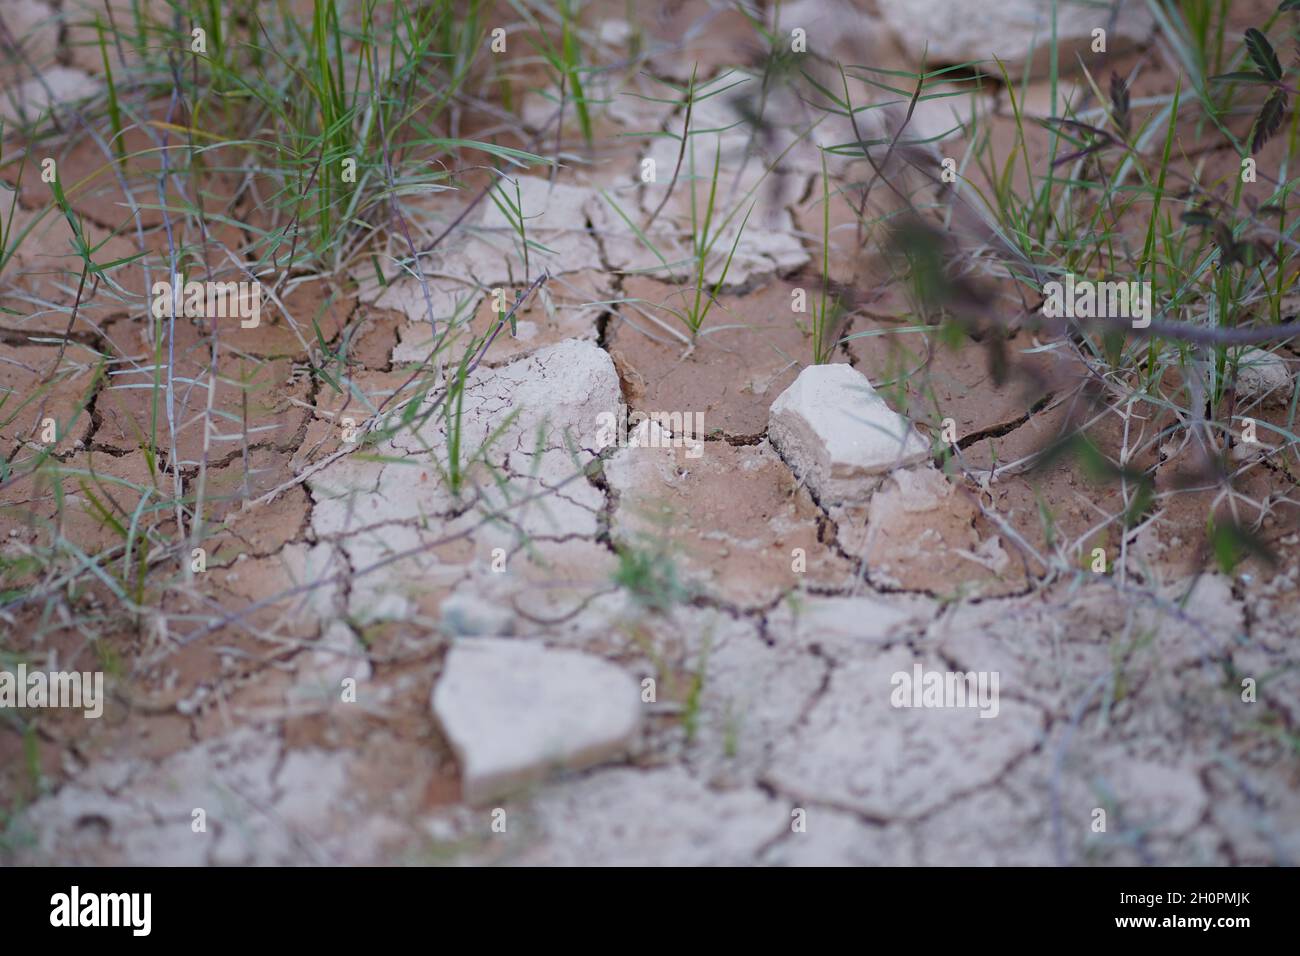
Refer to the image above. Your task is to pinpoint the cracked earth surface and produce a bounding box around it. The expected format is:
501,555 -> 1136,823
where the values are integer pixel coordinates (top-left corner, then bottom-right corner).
3,0 -> 1300,866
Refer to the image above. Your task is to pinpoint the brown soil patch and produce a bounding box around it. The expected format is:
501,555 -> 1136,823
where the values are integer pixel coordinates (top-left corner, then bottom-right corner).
610,439 -> 854,607
609,275 -> 839,438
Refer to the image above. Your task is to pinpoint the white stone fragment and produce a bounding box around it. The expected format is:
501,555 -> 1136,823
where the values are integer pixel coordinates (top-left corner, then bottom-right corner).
431,638 -> 641,804
3,0 -> 59,71
440,591 -> 517,636
0,67 -> 99,124
875,0 -> 1154,74
1236,348 -> 1292,405
767,363 -> 930,505
448,177 -> 603,285
598,18 -> 631,47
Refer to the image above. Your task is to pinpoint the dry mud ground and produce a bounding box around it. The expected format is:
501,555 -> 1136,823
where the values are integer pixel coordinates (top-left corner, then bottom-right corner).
1,0 -> 1299,865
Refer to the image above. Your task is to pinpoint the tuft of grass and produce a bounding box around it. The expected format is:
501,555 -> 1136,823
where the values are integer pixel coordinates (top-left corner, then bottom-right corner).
612,527 -> 690,614
524,0 -> 595,146
844,6 -> 1300,576
0,0 -> 567,646
681,637 -> 710,745
809,146 -> 841,364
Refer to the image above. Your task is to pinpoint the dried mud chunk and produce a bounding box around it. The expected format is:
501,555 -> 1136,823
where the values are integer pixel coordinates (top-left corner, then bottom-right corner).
876,0 -> 1153,75
431,637 -> 641,804
858,465 -> 1029,595
611,276 -> 829,438
95,318 -> 310,460
516,765 -> 787,866
846,322 -> 1079,440
766,646 -> 1044,820
768,362 -> 930,506
607,438 -> 854,607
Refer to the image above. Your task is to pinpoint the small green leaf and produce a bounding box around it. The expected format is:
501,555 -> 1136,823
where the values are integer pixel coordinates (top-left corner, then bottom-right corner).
1208,70 -> 1270,83
1244,28 -> 1282,82
1103,327 -> 1126,367
1252,87 -> 1288,153
1110,72 -> 1130,139
1210,520 -> 1277,574
1122,481 -> 1155,529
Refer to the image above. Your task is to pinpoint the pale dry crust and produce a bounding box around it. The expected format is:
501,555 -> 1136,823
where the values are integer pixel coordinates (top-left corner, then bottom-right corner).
8,3 -> 1300,868
606,436 -> 857,608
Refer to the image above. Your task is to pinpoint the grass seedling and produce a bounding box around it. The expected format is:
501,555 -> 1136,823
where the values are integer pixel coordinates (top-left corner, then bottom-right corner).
489,176 -> 534,282
442,348 -> 471,497
682,636 -> 710,744
809,146 -> 839,364
681,135 -> 754,336
94,19 -> 126,162
612,523 -> 690,614
524,0 -> 595,146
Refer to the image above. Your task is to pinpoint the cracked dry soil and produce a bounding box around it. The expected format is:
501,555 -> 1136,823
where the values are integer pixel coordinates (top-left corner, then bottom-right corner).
2,0 -> 1300,867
